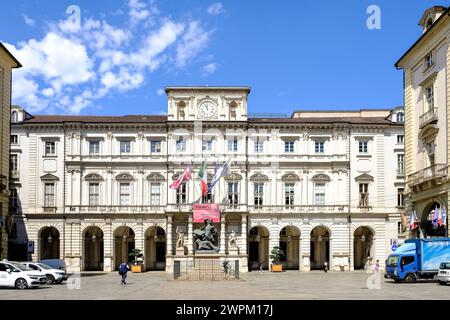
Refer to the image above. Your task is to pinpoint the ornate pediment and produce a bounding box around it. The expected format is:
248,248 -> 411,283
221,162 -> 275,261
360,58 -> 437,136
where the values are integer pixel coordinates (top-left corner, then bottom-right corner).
40,173 -> 59,181
311,174 -> 330,182
281,173 -> 300,182
355,173 -> 374,182
224,172 -> 243,181
116,173 -> 134,181
250,173 -> 269,182
85,173 -> 104,182
146,173 -> 165,182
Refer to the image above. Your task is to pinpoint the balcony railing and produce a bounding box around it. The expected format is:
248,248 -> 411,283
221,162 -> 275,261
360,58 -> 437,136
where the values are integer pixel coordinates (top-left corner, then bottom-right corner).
43,207 -> 57,213
419,108 -> 438,128
358,193 -> 369,208
247,204 -> 348,213
407,163 -> 447,187
396,167 -> 405,177
67,205 -> 166,213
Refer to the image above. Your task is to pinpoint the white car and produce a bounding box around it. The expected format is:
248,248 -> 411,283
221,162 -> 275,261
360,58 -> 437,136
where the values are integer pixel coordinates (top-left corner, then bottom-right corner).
22,262 -> 67,284
0,261 -> 47,289
436,261 -> 450,285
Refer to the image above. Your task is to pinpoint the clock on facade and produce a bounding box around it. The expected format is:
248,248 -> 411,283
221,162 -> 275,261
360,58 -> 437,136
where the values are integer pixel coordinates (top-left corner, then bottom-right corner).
198,101 -> 217,119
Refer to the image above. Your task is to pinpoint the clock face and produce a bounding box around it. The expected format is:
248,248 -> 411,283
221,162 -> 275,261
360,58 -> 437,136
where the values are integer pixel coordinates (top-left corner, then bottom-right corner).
199,101 -> 217,119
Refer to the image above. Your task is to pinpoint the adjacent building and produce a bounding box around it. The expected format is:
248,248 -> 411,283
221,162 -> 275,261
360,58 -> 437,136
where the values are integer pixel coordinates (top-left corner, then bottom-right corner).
10,87 -> 404,272
0,43 -> 21,260
395,6 -> 449,237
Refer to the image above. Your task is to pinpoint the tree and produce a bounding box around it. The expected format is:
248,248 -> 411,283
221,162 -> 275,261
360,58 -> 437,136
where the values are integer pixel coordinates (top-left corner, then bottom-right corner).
270,246 -> 285,264
129,248 -> 143,265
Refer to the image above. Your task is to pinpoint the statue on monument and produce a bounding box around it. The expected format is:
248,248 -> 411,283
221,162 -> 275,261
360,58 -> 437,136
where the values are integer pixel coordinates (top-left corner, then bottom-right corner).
193,219 -> 220,252
175,227 -> 186,248
228,229 -> 238,248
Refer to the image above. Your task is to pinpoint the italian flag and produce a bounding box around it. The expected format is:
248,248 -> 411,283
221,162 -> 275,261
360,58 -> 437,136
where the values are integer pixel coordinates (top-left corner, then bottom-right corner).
198,161 -> 208,197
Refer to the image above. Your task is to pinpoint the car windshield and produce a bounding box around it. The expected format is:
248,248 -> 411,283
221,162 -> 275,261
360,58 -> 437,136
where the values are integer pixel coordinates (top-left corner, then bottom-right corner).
440,262 -> 450,270
10,262 -> 33,271
36,263 -> 52,270
386,256 -> 399,267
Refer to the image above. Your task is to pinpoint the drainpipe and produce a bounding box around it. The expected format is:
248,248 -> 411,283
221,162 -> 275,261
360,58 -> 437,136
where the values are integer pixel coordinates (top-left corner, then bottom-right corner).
348,124 -> 352,270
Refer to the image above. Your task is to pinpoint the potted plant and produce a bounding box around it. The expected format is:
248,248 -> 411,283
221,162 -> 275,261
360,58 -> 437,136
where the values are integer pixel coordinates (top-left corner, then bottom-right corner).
270,246 -> 285,272
129,249 -> 144,273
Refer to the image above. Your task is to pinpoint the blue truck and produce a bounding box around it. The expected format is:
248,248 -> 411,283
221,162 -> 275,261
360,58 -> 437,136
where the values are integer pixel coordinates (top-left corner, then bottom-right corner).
385,238 -> 450,282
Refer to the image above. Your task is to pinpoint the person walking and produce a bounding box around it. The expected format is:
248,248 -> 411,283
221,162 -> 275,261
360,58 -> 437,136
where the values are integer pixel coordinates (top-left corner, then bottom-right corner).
323,261 -> 328,273
119,261 -> 130,285
374,259 -> 380,273
259,261 -> 264,273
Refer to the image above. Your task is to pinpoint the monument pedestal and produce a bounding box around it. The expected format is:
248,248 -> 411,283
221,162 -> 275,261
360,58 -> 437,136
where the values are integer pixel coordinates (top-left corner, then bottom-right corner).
228,247 -> 239,255
176,247 -> 186,256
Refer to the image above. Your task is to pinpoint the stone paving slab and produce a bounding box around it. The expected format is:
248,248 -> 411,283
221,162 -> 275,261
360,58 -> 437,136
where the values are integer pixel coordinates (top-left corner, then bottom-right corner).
0,271 -> 448,300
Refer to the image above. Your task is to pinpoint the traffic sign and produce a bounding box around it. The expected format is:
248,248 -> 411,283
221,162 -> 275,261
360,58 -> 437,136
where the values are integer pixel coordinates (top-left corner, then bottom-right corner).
391,244 -> 398,252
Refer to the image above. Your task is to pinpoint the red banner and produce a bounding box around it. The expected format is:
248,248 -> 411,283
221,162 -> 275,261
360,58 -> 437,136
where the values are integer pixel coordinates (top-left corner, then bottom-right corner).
193,204 -> 220,222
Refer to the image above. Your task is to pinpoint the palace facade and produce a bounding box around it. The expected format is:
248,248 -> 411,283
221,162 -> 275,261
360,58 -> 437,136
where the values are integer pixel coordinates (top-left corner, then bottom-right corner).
9,86 -> 405,273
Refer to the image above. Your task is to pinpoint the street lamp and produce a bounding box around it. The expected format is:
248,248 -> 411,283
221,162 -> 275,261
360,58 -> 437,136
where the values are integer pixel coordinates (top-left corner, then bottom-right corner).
47,234 -> 53,244
92,234 -> 97,242
256,235 -> 261,242
317,235 -> 322,242
361,235 -> 366,242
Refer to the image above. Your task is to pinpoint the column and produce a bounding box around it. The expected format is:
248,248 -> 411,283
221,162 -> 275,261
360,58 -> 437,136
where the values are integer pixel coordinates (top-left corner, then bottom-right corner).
220,215 -> 226,253
187,215 -> 193,255
103,221 -> 112,272
300,231 -> 311,272
241,214 -> 247,255
166,215 -> 173,255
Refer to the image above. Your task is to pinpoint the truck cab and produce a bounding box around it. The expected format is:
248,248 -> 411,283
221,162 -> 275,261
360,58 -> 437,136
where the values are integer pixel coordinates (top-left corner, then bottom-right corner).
386,254 -> 418,282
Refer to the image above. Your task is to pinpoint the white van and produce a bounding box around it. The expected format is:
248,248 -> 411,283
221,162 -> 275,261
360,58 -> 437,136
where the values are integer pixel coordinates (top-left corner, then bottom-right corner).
437,261 -> 450,285
0,261 -> 47,289
22,262 -> 67,284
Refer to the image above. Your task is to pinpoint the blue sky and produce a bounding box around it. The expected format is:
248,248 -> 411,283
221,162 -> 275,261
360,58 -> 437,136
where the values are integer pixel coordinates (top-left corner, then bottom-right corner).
0,0 -> 444,116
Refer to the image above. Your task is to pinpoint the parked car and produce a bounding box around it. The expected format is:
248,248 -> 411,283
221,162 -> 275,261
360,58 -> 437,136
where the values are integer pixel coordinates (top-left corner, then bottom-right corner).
22,262 -> 67,284
0,261 -> 47,289
436,261 -> 450,285
38,259 -> 66,272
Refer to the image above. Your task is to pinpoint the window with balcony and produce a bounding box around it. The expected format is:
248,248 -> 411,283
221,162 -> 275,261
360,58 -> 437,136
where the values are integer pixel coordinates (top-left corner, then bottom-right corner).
89,183 -> 100,206
202,139 -> 212,152
150,183 -> 161,205
89,141 -> 100,155
397,135 -> 404,144
150,140 -> 161,153
425,84 -> 435,111
314,183 -> 325,205
176,137 -> 186,152
120,141 -> 131,154
228,138 -> 238,152
285,141 -> 294,153
176,183 -> 187,205
397,188 -> 405,207
359,183 -> 369,207
10,134 -> 18,145
228,182 -> 239,207
314,141 -> 324,153
426,142 -> 435,167
119,183 -> 131,205
10,154 -> 18,172
284,183 -> 295,208
44,183 -> 55,207
45,141 -> 56,156
358,141 -> 368,154
254,183 -> 264,208
397,154 -> 404,175
254,140 -> 264,153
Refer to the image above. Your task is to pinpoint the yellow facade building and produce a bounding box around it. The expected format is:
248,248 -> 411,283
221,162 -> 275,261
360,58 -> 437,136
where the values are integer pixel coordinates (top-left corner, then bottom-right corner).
396,6 -> 450,237
0,42 -> 22,259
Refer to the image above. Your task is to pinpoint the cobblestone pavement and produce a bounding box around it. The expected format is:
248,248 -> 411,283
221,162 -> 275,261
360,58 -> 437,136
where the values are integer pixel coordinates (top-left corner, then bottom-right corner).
1,271 -> 448,300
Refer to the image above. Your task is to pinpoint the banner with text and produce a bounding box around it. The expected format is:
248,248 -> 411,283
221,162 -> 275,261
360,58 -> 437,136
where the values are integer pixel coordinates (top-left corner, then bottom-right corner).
193,204 -> 220,222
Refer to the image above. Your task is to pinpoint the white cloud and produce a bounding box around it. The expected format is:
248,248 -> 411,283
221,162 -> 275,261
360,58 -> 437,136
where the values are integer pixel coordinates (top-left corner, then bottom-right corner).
176,21 -> 212,67
8,3 -> 213,114
157,88 -> 165,96
128,0 -> 149,21
202,62 -> 217,75
207,3 -> 224,15
22,14 -> 35,26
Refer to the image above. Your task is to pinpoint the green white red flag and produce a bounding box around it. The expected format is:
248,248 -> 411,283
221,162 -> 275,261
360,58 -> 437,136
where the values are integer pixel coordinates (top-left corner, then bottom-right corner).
198,161 -> 208,196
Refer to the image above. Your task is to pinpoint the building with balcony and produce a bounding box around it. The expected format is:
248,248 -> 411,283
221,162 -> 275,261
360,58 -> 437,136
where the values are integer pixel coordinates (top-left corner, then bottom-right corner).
0,43 -> 21,260
10,86 -> 404,273
395,6 -> 450,238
